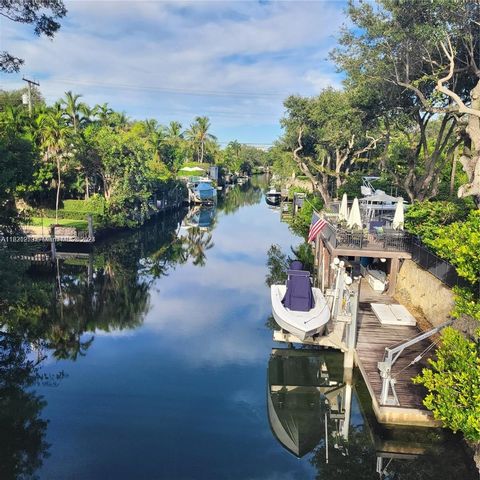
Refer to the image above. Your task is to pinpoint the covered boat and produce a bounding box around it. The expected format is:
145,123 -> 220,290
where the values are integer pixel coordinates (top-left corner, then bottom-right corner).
187,177 -> 217,204
271,261 -> 330,340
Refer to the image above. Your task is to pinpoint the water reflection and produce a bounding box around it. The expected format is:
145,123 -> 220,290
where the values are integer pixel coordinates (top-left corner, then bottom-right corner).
0,182 -> 272,366
267,348 -> 346,458
182,205 -> 216,229
0,334 -> 50,479
217,182 -> 262,215
0,177 -> 477,479
266,348 -> 478,479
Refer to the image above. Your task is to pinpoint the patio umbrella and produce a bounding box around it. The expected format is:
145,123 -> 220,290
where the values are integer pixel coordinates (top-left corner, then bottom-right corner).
392,197 -> 405,230
339,193 -> 348,221
347,197 -> 362,229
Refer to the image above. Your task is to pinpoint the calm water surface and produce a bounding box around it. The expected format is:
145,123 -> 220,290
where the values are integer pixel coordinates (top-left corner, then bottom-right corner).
1,178 -> 477,479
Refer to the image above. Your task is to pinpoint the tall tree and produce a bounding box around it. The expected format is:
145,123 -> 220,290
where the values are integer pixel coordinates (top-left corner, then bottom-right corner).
333,0 -> 480,204
186,116 -> 217,163
36,108 -> 70,222
60,91 -> 86,133
281,89 -> 381,204
0,0 -> 67,72
93,103 -> 114,126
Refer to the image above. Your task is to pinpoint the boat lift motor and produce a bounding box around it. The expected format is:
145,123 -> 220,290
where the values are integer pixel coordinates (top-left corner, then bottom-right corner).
377,319 -> 453,406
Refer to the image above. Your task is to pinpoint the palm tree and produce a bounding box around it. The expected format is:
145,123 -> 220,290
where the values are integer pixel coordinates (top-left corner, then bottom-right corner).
187,116 -> 217,163
61,91 -> 85,133
167,121 -> 183,139
149,126 -> 167,163
143,118 -> 159,136
228,140 -> 242,172
93,102 -> 114,126
164,121 -> 185,171
37,109 -> 70,222
114,111 -> 129,129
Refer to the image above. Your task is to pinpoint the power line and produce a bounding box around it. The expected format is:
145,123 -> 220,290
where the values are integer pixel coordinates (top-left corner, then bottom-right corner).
38,93 -> 281,120
48,78 -> 288,99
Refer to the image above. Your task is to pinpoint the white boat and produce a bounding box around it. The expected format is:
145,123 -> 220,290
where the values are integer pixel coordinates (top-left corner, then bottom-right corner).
186,177 -> 217,204
265,187 -> 281,206
361,264 -> 387,292
271,285 -> 330,340
359,176 -> 407,222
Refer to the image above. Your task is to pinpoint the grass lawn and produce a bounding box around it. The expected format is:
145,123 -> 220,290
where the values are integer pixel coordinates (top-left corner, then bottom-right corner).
27,217 -> 88,229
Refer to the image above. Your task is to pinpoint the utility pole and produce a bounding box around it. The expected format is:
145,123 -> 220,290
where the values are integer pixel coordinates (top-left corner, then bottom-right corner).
22,77 -> 40,116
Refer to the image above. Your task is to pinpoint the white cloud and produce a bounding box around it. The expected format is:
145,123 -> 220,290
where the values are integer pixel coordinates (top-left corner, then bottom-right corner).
0,0 -> 346,142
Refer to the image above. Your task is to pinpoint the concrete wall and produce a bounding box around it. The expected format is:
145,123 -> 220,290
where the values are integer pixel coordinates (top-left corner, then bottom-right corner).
395,259 -> 455,327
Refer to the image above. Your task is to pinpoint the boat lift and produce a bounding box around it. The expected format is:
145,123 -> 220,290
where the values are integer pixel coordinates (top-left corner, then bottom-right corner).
377,319 -> 453,406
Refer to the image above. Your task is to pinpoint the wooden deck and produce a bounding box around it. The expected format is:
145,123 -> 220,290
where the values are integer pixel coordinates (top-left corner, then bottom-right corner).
355,280 -> 438,426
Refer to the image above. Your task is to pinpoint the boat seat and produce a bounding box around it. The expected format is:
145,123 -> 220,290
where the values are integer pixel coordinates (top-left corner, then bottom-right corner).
282,271 -> 315,312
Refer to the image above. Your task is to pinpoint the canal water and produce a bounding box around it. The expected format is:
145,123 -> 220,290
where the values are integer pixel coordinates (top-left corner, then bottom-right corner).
0,177 -> 477,479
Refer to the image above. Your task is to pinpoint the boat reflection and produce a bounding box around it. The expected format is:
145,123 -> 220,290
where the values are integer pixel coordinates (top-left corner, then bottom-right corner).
267,348 -> 349,458
182,205 -> 216,230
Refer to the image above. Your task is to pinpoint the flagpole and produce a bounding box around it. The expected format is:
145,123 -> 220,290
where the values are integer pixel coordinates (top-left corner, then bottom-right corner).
303,196 -> 322,215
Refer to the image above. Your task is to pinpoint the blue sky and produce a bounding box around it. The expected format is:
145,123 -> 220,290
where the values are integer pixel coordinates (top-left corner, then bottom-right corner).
0,0 -> 347,145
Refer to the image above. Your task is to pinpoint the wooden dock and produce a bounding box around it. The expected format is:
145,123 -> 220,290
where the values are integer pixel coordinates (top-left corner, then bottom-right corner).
272,275 -> 441,427
355,280 -> 439,426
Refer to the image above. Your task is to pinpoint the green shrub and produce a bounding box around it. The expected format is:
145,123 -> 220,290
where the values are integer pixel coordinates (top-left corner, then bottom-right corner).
63,195 -> 105,214
414,327 -> 480,442
289,194 -> 323,239
428,210 -> 480,285
38,209 -> 103,224
405,200 -> 469,243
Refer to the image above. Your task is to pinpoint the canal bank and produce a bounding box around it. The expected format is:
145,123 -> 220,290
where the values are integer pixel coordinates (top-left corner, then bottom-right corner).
0,178 -> 477,479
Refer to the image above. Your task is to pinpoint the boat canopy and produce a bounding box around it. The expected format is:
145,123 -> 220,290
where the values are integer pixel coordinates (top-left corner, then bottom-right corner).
282,262 -> 314,312
180,166 -> 205,172
360,191 -> 399,204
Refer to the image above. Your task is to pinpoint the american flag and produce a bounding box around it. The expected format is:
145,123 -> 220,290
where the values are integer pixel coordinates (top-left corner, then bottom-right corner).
307,213 -> 327,243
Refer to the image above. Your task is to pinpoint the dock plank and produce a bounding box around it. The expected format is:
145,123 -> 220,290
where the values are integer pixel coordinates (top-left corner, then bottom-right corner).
356,280 -> 432,410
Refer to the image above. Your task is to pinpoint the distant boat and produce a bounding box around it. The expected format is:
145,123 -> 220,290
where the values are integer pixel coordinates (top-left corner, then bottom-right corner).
271,261 -> 330,340
187,177 -> 217,204
265,187 -> 281,206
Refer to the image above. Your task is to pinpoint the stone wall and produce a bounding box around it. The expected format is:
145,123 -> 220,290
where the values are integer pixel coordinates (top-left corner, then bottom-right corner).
395,259 -> 454,327
285,177 -> 314,193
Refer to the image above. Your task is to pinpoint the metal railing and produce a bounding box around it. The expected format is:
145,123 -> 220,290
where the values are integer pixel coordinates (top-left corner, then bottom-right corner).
319,214 -> 476,292
320,218 -> 412,253
410,237 -> 474,290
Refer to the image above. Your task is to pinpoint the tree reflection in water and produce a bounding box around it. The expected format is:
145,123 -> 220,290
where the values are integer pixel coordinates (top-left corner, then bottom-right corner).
217,182 -> 262,215
310,425 -> 478,480
0,334 -> 51,480
0,182 -> 271,362
266,349 -> 478,479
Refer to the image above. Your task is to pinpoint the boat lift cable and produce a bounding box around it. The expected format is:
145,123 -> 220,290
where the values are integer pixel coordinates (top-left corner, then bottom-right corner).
378,319 -> 453,406
391,339 -> 440,379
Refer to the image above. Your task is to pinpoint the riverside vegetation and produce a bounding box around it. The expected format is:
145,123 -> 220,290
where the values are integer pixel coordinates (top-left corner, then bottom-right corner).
1,0 -> 479,463
268,0 -> 480,456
